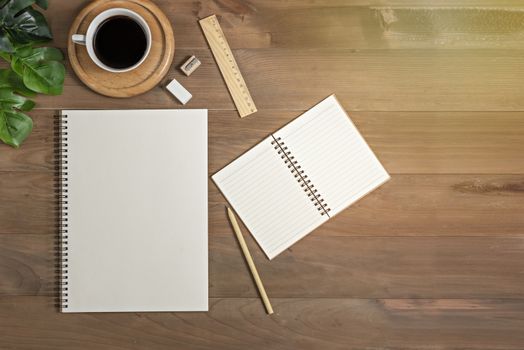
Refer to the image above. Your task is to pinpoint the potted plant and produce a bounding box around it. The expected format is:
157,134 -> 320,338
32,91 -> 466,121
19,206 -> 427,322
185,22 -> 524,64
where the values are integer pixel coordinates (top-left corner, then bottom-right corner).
0,0 -> 65,147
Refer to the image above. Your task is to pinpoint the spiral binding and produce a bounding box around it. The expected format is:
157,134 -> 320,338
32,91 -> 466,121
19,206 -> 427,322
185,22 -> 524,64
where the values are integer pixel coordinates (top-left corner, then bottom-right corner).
57,114 -> 69,310
271,136 -> 331,217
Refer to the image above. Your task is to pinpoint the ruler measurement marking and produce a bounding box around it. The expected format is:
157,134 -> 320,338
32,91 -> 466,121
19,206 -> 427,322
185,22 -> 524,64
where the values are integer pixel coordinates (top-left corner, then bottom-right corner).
199,15 -> 257,118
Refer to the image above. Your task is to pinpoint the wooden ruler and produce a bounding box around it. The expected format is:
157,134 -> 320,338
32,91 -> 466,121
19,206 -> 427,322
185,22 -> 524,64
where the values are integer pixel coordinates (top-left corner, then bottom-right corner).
199,15 -> 257,118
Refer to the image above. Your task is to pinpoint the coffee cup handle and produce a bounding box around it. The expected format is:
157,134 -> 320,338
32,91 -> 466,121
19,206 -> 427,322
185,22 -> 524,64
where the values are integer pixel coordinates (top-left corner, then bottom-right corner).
72,34 -> 86,45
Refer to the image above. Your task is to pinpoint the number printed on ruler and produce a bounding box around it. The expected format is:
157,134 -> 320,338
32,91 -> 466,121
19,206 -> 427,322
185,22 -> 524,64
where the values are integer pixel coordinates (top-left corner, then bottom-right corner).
199,15 -> 257,118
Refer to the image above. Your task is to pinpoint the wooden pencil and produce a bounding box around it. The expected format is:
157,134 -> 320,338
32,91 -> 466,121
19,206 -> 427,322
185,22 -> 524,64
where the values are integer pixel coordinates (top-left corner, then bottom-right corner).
226,207 -> 274,315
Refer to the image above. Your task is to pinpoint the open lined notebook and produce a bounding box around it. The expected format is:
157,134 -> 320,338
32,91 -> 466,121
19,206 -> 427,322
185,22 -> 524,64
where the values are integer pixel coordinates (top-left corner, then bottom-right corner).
213,95 -> 390,259
58,109 -> 208,312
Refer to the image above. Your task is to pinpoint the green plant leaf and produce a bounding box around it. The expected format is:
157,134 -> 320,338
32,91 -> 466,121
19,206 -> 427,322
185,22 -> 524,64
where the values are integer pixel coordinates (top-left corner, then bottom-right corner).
0,69 -> 14,88
0,0 -> 36,18
0,1 -> 52,46
11,46 -> 65,95
17,45 -> 62,62
10,55 -> 24,75
8,45 -> 30,77
22,59 -> 64,94
0,87 -> 35,110
34,0 -> 47,9
0,85 -> 34,148
0,68 -> 36,96
0,108 -> 33,147
0,28 -> 15,52
5,7 -> 52,43
0,69 -> 36,147
0,1 -> 62,148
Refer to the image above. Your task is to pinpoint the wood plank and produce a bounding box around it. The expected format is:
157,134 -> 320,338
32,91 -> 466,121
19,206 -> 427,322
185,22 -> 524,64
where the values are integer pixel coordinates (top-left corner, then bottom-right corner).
0,172 -> 56,236
1,170 -> 522,236
209,110 -> 524,174
47,1 -> 524,49
3,234 -> 524,298
0,111 -> 56,172
0,296 -> 523,349
0,234 -> 52,297
2,110 -> 524,173
213,235 -> 524,298
29,48 -> 524,111
212,173 -> 524,236
1,1 -> 522,347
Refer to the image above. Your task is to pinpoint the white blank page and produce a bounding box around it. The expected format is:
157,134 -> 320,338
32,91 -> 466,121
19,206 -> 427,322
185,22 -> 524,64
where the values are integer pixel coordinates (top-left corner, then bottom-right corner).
212,137 -> 327,260
62,109 -> 208,312
274,95 -> 390,217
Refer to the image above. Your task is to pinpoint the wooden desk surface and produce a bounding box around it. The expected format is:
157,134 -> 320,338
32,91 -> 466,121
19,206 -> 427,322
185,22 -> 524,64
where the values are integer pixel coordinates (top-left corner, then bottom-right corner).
1,1 -> 524,349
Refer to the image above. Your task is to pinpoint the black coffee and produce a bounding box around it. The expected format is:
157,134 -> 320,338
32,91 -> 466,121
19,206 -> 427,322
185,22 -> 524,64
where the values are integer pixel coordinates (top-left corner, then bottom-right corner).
94,16 -> 147,69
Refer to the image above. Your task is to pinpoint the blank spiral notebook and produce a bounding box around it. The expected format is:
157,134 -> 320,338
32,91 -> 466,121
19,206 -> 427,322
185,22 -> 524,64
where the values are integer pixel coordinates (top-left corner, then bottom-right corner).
213,95 -> 390,259
58,109 -> 208,313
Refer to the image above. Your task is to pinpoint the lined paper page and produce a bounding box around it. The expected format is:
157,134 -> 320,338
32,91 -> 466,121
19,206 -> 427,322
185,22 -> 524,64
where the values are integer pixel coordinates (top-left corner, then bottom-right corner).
212,137 -> 327,259
274,95 -> 390,217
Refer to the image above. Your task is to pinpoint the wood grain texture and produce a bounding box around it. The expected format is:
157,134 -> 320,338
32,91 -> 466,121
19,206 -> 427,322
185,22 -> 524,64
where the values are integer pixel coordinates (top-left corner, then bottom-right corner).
2,171 -> 523,236
1,297 -> 524,350
2,110 -> 523,173
2,233 -> 524,298
32,48 -> 524,111
1,0 -> 524,348
46,1 -> 524,50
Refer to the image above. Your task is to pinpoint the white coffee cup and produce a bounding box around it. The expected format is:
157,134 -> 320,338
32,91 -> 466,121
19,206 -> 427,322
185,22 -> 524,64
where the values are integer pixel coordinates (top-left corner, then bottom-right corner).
72,8 -> 152,73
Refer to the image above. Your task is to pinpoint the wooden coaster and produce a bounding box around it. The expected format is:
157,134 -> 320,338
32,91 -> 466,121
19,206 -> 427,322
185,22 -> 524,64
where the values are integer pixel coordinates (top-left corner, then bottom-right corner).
68,0 -> 174,98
